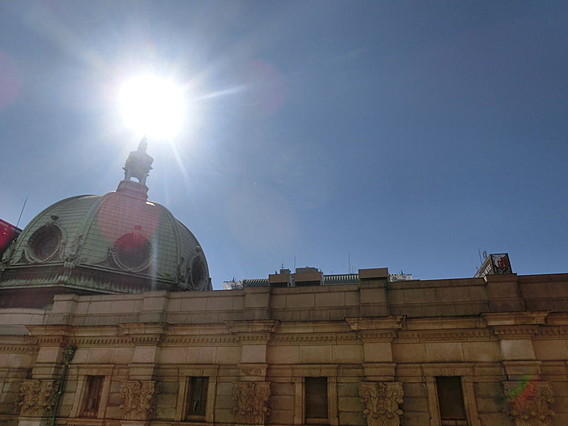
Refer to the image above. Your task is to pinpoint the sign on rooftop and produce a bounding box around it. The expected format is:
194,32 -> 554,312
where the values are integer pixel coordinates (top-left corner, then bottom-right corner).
474,253 -> 513,278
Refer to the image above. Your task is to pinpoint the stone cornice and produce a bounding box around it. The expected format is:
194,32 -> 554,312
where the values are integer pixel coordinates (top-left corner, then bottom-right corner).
35,335 -> 69,346
535,326 -> 568,339
406,316 -> 486,330
128,335 -> 162,345
359,330 -> 398,342
492,325 -> 540,338
26,324 -> 73,335
119,323 -> 165,335
271,333 -> 359,345
398,328 -> 495,342
483,312 -> 549,326
162,335 -> 238,345
225,320 -> 280,334
0,343 -> 37,354
345,316 -> 405,331
69,336 -> 130,346
117,323 -> 165,346
225,320 -> 280,344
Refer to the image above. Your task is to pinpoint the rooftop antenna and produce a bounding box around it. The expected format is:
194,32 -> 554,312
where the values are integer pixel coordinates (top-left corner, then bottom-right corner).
293,256 -> 296,270
16,196 -> 28,228
348,252 -> 352,274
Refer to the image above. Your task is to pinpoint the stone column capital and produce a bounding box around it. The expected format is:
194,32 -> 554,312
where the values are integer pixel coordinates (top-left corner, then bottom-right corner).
18,379 -> 57,418
359,381 -> 404,426
503,380 -> 554,426
120,379 -> 157,421
233,381 -> 271,425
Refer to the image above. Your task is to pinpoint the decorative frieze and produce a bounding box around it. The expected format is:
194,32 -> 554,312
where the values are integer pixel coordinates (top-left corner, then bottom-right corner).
19,379 -> 57,417
398,328 -> 494,342
359,381 -> 404,426
271,333 -> 359,345
120,380 -> 156,420
129,335 -> 162,346
535,326 -> 568,339
493,325 -> 540,339
233,381 -> 271,424
504,380 -> 554,426
162,335 -> 238,345
0,344 -> 37,353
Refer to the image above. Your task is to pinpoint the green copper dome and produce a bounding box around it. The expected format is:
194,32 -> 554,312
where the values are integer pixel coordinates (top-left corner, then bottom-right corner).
0,143 -> 210,306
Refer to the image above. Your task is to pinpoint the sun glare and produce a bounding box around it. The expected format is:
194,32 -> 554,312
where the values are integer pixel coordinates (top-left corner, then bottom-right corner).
118,74 -> 187,139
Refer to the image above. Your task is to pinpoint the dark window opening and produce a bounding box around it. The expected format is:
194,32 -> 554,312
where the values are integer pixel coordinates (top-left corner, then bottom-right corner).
305,377 -> 328,423
81,376 -> 105,418
185,376 -> 208,420
436,376 -> 467,425
114,232 -> 151,270
30,225 -> 62,260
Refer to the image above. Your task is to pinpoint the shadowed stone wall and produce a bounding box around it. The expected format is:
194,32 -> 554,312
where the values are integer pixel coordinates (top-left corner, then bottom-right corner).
1,272 -> 568,425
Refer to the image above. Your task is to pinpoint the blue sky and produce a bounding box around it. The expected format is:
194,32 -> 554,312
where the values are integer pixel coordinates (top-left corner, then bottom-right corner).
1,1 -> 567,288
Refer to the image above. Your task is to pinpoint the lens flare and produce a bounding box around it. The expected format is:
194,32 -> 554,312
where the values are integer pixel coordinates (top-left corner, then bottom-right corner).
118,74 -> 187,139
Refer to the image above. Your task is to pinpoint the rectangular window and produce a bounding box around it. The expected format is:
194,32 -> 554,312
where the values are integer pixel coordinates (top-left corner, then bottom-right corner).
436,376 -> 467,425
80,376 -> 105,418
305,377 -> 328,424
185,376 -> 209,420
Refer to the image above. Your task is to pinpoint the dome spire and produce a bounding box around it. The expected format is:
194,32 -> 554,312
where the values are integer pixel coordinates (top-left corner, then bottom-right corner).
123,138 -> 154,186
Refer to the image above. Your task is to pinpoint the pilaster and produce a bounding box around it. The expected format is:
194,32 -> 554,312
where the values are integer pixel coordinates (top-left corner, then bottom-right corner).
227,320 -> 279,425
484,312 -> 555,426
485,274 -> 525,312
119,323 -> 163,425
484,312 -> 547,380
18,326 -> 75,426
347,316 -> 404,426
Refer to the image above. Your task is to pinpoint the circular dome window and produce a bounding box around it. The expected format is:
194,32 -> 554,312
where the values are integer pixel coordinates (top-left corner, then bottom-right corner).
190,256 -> 206,287
113,233 -> 151,271
29,224 -> 62,261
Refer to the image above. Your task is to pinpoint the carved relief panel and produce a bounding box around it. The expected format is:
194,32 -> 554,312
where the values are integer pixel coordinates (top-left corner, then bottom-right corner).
233,381 -> 271,424
359,381 -> 404,426
504,380 -> 554,426
120,380 -> 156,420
19,379 -> 57,417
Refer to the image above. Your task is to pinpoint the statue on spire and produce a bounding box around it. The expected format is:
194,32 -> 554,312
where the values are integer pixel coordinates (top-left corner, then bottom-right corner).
123,138 -> 154,186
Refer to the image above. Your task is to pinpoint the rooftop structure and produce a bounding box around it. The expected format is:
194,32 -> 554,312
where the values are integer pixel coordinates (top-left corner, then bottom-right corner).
0,142 -> 210,308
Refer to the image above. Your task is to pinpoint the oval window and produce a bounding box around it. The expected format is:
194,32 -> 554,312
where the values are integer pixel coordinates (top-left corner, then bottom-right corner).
29,225 -> 62,261
114,233 -> 151,271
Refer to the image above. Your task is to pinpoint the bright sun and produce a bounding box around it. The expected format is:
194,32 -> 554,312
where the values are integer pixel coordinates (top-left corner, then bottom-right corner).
118,74 -> 187,139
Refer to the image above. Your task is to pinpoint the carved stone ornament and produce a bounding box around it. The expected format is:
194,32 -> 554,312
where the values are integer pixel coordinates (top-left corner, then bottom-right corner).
233,381 -> 271,424
504,380 -> 555,426
120,380 -> 156,420
359,381 -> 404,426
19,379 -> 57,417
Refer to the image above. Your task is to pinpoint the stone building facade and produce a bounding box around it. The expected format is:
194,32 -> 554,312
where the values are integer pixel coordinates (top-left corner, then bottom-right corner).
1,268 -> 568,426
1,145 -> 567,425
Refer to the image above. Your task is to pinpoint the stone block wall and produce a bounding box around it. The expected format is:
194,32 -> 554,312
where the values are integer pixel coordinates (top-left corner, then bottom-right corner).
0,273 -> 568,424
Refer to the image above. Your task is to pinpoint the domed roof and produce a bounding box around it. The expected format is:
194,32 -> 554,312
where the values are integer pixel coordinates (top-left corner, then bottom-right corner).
0,142 -> 210,302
